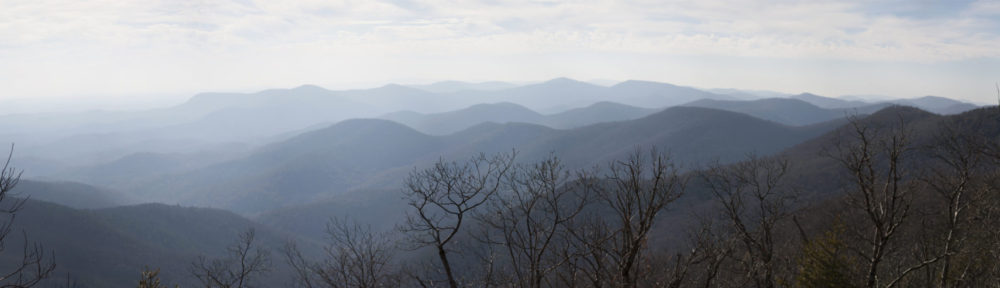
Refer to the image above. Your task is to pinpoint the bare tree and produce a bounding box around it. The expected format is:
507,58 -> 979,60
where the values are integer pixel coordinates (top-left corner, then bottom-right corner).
700,154 -> 797,288
560,210 -> 613,287
829,115 -> 931,288
285,218 -> 399,288
476,155 -> 590,288
605,148 -> 686,287
685,216 -> 737,288
566,148 -> 686,288
399,152 -> 515,288
918,119 -> 993,287
627,213 -> 737,288
0,144 -> 55,287
190,228 -> 270,288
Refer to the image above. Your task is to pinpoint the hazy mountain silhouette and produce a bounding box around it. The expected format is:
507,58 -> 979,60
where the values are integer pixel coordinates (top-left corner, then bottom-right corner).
381,102 -> 546,135
535,106 -> 843,168
791,92 -> 870,109
608,80 -> 733,107
130,119 -> 442,213
544,101 -> 659,128
890,96 -> 980,115
381,101 -> 658,135
474,78 -> 610,113
51,150 -> 249,191
791,92 -> 979,115
682,98 -> 889,126
2,85 -> 382,170
10,180 -> 128,209
683,98 -> 840,125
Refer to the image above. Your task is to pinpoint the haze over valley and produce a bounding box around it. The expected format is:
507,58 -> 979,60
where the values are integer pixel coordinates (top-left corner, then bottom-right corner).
3,0 -> 1000,287
2,77 -> 998,287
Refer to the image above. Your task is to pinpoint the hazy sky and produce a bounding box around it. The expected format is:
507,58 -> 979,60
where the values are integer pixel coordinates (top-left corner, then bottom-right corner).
2,0 -> 999,105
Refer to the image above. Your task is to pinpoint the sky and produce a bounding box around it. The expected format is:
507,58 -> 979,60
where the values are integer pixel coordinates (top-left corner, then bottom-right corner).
1,0 -> 999,108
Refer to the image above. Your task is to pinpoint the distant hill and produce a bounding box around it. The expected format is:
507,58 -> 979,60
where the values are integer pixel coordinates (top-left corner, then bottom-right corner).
890,96 -> 980,115
472,78 -> 612,113
791,93 -> 979,115
130,119 -> 443,213
380,101 -> 658,135
544,101 -> 659,128
533,106 -> 841,168
608,80 -> 733,107
683,98 -> 840,126
682,98 -> 887,126
336,84 -> 460,113
381,102 -> 546,135
9,180 -> 127,209
792,93 -> 870,109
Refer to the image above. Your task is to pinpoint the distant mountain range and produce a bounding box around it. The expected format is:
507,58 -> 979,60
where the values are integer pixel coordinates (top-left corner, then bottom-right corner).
683,94 -> 977,126
2,78 -> 980,174
114,106 -> 841,214
789,92 -> 978,114
0,76 -> 992,287
682,98 -> 886,126
383,92 -> 979,135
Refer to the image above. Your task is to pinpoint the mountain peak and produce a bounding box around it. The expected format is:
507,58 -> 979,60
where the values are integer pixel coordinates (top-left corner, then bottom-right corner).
538,77 -> 591,86
866,105 -> 936,121
364,83 -> 429,95
545,77 -> 579,83
464,102 -> 533,111
511,77 -> 603,93
379,83 -> 411,90
912,95 -> 951,101
292,84 -> 326,91
611,79 -> 679,88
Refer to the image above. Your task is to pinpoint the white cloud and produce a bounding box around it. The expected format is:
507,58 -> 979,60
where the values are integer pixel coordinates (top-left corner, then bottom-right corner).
0,0 -> 997,103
